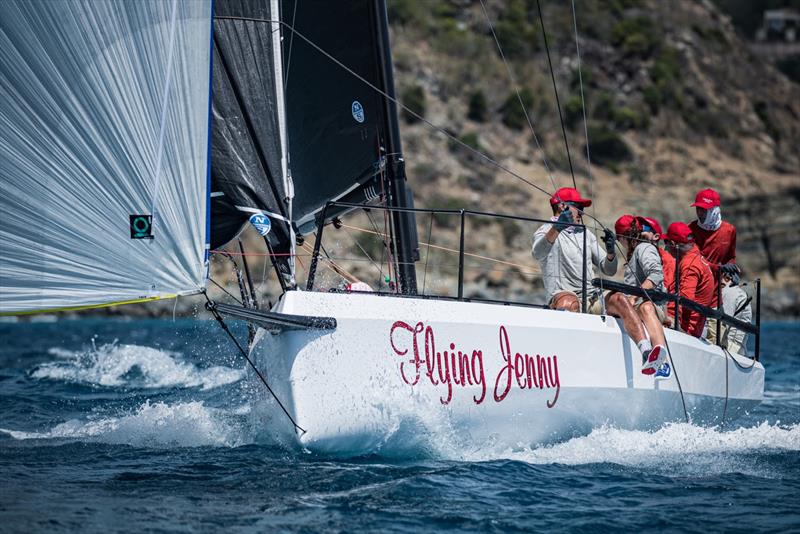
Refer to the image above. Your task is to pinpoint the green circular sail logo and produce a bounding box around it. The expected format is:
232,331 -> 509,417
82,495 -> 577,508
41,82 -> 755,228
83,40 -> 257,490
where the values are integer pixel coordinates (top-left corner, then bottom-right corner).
129,214 -> 153,239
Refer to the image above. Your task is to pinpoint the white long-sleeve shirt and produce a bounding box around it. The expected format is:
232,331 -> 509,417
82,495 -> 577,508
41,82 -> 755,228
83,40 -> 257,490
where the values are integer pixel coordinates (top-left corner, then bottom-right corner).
722,285 -> 752,353
532,224 -> 617,302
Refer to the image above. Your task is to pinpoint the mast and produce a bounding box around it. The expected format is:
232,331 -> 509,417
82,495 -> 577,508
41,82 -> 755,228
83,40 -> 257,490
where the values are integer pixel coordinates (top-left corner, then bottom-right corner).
374,0 -> 418,294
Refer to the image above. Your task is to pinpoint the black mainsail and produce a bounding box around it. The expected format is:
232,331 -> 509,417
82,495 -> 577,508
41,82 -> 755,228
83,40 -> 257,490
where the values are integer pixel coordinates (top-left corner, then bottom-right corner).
210,0 -> 290,259
209,0 -> 417,292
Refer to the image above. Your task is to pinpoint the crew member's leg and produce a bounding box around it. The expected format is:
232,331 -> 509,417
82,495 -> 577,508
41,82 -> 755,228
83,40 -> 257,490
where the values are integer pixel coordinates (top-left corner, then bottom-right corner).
606,292 -> 667,374
605,292 -> 646,343
638,301 -> 666,347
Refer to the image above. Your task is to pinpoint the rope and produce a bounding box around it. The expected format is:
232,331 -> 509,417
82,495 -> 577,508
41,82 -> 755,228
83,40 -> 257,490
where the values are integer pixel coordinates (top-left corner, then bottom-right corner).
536,0 -> 577,189
478,0 -> 558,192
300,242 -> 361,284
203,291 -> 306,434
339,223 -> 541,274
341,224 -> 384,277
208,277 -> 243,305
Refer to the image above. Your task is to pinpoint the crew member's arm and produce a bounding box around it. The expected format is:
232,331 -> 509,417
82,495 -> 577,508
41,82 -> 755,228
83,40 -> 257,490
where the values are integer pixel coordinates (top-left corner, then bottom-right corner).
532,225 -> 554,260
728,225 -> 737,264
596,229 -> 618,275
640,245 -> 664,290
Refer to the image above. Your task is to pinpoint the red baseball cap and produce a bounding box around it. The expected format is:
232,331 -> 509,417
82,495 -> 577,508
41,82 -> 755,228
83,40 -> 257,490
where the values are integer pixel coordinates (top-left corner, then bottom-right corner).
665,222 -> 694,244
614,214 -> 637,236
691,188 -> 721,208
640,216 -> 663,238
549,187 -> 592,208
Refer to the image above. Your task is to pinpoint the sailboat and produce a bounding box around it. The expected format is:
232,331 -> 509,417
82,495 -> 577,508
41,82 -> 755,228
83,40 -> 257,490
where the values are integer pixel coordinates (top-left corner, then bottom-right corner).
0,0 -> 763,457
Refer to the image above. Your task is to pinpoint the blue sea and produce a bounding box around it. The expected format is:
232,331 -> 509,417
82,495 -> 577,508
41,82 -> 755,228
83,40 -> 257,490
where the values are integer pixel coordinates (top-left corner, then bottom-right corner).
0,319 -> 797,532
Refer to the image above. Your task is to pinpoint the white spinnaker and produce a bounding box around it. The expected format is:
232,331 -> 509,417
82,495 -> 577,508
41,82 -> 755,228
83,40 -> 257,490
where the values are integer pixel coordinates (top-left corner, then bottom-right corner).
0,0 -> 212,313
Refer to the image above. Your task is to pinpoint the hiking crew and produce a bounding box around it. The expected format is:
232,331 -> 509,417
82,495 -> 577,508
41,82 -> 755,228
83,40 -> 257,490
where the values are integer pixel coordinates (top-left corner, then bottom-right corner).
613,215 -> 668,374
689,188 -> 738,278
532,188 -> 663,371
532,187 -> 617,311
663,222 -> 717,337
688,188 -> 738,342
641,217 -> 675,292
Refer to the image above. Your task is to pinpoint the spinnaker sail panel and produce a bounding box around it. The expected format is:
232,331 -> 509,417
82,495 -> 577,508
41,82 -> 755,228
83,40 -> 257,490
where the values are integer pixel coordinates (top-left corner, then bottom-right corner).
0,0 -> 212,314
282,0 -> 388,230
210,0 -> 291,252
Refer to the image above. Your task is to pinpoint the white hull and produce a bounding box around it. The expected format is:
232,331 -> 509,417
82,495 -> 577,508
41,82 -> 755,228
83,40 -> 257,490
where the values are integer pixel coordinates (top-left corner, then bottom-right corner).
251,291 -> 764,456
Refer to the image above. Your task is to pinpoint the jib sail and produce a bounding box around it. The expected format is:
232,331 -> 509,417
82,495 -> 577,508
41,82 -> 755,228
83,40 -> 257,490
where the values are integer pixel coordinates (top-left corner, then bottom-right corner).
0,0 -> 213,314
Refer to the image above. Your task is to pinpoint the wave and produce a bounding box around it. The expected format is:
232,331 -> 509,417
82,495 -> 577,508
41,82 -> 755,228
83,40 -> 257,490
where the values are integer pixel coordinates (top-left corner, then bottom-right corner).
33,342 -> 244,390
0,401 -> 248,448
448,421 -> 800,476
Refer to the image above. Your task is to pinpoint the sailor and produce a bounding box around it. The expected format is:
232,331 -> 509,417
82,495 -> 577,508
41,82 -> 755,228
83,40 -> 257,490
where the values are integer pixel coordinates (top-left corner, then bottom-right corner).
532,189 -> 659,367
640,217 -> 674,289
663,222 -> 717,337
614,215 -> 668,374
689,188 -> 738,278
720,265 -> 752,355
688,188 -> 737,343
640,216 -> 676,326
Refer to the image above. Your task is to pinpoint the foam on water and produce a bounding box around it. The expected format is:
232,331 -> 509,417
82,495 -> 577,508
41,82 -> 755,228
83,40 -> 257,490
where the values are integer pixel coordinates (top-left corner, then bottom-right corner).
0,401 -> 248,448
445,421 -> 800,476
33,342 -> 244,390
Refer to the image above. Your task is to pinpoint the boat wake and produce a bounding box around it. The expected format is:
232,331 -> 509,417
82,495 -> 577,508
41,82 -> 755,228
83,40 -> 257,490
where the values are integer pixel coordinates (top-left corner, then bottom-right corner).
2,399 -> 797,477
33,342 -> 244,390
452,422 -> 800,476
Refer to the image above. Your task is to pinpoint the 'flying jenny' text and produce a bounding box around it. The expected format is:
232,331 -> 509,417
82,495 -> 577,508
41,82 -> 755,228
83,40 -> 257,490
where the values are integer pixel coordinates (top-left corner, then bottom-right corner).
389,321 -> 560,407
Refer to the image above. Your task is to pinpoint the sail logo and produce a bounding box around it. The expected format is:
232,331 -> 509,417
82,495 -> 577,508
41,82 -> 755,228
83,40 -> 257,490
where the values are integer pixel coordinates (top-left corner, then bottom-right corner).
249,213 -> 271,236
129,214 -> 153,239
351,101 -> 365,123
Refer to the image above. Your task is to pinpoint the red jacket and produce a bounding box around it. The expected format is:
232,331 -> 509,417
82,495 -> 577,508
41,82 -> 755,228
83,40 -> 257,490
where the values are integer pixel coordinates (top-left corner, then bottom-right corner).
676,245 -> 716,337
689,220 -> 737,276
659,247 -> 676,293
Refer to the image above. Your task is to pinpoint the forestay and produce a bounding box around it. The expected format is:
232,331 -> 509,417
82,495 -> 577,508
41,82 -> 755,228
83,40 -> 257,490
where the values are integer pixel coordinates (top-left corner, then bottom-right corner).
0,0 -> 213,314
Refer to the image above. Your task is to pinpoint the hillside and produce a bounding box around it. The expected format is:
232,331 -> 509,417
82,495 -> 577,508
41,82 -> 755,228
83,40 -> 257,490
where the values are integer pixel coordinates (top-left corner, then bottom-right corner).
386,0 -> 799,314
91,0 -> 799,319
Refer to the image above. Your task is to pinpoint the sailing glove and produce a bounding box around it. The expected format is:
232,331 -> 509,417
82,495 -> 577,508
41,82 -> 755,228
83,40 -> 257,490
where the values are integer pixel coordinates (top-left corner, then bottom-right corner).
554,209 -> 574,232
721,263 -> 740,285
603,228 -> 616,255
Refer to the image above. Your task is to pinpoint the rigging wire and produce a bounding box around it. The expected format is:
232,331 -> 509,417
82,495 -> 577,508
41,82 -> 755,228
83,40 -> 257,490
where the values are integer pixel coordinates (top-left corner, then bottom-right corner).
340,223 -> 541,275
340,224 -> 385,278
422,213 -> 435,294
282,0 -> 298,89
535,0 -> 577,190
213,15 -> 556,199
203,291 -> 306,434
569,0 -> 604,316
208,277 -> 244,305
478,0 -> 558,192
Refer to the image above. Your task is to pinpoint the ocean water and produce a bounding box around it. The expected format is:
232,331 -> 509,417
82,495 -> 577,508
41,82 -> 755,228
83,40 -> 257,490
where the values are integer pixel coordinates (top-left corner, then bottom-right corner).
0,319 -> 797,532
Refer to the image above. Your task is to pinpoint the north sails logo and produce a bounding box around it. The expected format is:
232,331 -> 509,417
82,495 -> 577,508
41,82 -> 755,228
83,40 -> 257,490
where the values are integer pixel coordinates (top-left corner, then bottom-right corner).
351,101 -> 365,123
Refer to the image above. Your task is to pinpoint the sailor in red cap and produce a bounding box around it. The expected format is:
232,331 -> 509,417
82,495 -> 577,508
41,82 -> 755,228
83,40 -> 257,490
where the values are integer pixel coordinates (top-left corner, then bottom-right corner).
664,222 -> 717,337
612,215 -> 668,374
533,189 -> 658,368
689,188 -> 737,279
640,216 -> 675,294
533,187 -> 618,314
